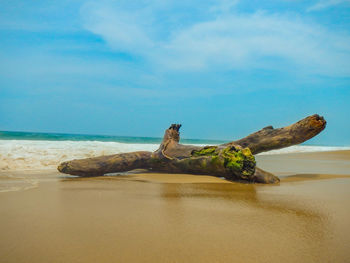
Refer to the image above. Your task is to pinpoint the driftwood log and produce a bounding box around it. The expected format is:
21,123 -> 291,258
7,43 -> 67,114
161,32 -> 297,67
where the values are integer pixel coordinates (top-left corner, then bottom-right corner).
58,114 -> 326,184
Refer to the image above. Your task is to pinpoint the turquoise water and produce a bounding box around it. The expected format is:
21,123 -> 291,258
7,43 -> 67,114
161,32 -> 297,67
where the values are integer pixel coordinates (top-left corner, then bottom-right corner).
0,130 -> 226,145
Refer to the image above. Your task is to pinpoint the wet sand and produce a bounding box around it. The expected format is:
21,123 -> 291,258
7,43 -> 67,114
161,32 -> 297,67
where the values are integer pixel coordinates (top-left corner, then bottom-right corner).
1,151 -> 350,262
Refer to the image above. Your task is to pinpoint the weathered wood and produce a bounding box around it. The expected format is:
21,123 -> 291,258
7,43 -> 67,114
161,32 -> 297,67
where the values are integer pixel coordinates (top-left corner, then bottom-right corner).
57,114 -> 326,184
224,114 -> 326,154
58,151 -> 152,177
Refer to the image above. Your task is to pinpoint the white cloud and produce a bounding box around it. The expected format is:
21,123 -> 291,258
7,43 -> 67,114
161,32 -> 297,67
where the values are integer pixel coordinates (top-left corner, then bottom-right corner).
81,5 -> 155,52
209,0 -> 240,14
81,1 -> 350,76
158,12 -> 350,75
307,0 -> 350,11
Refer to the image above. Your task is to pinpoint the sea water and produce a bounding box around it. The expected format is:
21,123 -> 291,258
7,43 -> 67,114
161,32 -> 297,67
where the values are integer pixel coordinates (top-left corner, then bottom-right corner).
1,130 -> 349,171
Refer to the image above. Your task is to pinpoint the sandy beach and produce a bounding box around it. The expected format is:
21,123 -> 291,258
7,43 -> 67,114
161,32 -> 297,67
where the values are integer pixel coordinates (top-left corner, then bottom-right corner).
2,0 -> 350,261
1,150 -> 350,263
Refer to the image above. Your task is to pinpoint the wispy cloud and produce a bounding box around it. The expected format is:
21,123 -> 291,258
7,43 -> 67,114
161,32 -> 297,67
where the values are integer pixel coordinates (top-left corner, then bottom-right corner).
307,0 -> 350,11
1,0 -> 350,141
81,1 -> 350,76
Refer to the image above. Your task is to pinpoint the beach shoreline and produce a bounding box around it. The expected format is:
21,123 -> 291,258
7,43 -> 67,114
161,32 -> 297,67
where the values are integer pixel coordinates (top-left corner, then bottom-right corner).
1,150 -> 350,262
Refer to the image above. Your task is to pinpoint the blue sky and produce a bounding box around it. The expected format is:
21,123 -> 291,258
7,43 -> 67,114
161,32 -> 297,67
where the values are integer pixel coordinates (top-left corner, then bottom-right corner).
0,0 -> 350,145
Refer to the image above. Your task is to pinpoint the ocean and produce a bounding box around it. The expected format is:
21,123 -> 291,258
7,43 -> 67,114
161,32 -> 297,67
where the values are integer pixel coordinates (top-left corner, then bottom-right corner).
1,130 -> 349,171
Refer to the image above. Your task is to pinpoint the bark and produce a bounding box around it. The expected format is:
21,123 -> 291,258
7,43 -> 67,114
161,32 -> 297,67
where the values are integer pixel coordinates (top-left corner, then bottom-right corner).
57,114 -> 326,184
224,114 -> 326,155
58,151 -> 152,177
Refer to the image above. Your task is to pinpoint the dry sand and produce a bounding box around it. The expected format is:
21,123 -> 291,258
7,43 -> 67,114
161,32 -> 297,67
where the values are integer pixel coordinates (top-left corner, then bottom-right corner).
1,151 -> 350,263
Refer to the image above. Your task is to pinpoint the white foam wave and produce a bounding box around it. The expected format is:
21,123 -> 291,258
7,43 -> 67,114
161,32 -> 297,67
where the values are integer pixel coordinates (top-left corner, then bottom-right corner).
0,140 -> 159,171
257,145 -> 350,155
1,140 -> 349,171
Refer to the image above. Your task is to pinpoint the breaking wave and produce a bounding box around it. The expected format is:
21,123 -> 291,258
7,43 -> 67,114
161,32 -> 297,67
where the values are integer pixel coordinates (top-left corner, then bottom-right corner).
0,140 -> 159,171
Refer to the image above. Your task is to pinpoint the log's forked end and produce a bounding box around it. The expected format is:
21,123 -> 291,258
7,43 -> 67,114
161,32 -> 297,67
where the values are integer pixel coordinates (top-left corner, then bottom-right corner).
161,124 -> 182,144
169,124 -> 182,131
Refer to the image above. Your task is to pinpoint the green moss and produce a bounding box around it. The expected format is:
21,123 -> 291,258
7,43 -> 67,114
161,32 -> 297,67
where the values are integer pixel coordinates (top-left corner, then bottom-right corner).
241,148 -> 251,156
211,155 -> 219,163
221,148 -> 242,171
221,146 -> 256,176
191,145 -> 255,178
192,146 -> 218,157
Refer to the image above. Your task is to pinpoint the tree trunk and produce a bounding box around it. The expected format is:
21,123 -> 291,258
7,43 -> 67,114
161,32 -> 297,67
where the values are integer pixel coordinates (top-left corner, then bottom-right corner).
58,114 -> 326,184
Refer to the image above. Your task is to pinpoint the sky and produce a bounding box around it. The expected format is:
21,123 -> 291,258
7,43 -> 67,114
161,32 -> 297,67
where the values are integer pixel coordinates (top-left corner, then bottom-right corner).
0,0 -> 350,145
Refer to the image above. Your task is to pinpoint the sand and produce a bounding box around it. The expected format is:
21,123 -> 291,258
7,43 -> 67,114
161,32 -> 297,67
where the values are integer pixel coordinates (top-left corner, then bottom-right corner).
1,151 -> 350,263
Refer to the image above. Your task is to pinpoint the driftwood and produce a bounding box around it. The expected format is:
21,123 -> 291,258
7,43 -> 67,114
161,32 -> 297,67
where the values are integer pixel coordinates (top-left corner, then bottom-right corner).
58,114 -> 326,184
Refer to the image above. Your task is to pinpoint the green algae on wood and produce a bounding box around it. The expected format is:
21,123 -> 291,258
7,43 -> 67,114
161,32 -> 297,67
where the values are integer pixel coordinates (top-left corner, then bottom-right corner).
191,145 -> 256,180
192,146 -> 218,157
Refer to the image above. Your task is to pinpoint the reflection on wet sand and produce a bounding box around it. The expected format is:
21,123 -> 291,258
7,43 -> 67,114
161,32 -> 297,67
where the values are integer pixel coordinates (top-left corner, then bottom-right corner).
159,181 -> 317,217
56,174 -> 339,262
282,173 -> 350,182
